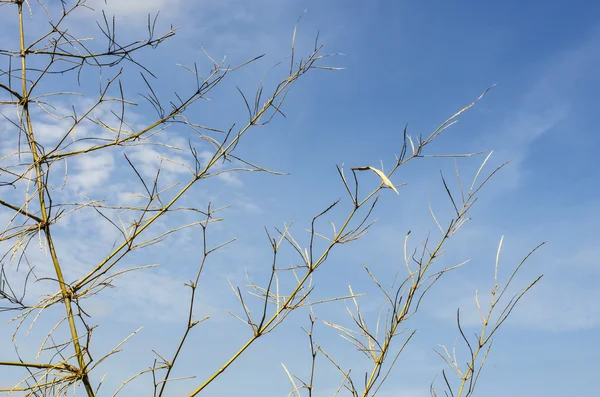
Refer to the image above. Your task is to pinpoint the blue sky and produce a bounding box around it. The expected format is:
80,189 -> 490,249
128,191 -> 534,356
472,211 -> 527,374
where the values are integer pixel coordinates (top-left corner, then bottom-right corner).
0,1 -> 599,396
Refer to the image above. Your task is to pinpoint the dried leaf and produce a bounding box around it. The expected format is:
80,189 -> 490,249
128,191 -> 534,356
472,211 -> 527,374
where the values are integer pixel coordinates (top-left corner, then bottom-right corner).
353,166 -> 399,194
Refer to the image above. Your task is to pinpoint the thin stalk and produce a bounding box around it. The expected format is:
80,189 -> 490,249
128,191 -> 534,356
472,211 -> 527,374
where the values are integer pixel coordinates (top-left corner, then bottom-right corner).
187,207 -> 359,396
16,3 -> 95,396
72,61 -> 313,292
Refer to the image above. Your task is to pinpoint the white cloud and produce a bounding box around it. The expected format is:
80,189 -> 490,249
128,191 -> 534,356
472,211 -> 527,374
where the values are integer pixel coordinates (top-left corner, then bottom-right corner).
234,198 -> 262,214
428,240 -> 600,333
86,267 -> 219,324
87,0 -> 183,17
508,280 -> 600,332
198,150 -> 243,186
127,145 -> 191,180
69,151 -> 115,192
485,30 -> 600,191
214,171 -> 243,186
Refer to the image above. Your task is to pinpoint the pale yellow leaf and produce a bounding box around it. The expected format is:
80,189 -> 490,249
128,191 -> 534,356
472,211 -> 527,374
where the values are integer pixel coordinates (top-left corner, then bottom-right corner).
368,166 -> 398,194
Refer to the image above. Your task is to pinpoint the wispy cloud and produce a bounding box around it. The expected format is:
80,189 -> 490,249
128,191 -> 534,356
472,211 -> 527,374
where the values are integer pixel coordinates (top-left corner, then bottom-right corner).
86,268 -> 219,323
509,280 -> 600,332
486,29 -> 600,190
427,232 -> 600,333
87,0 -> 183,17
69,151 -> 115,192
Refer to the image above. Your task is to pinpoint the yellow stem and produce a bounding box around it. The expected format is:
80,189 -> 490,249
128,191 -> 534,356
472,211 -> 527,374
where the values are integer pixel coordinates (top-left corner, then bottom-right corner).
16,4 -> 95,396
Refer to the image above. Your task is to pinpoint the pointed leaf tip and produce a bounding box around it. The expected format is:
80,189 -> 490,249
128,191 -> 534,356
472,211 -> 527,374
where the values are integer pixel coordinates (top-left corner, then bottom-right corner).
367,166 -> 399,194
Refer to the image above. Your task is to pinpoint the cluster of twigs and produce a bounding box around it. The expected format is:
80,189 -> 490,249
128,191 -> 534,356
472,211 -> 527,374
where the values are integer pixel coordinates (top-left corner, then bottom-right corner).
276,136 -> 544,397
0,1 -> 541,397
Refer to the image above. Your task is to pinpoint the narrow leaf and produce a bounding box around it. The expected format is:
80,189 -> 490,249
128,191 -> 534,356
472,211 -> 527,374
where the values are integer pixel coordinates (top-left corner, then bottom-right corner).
367,166 -> 399,194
